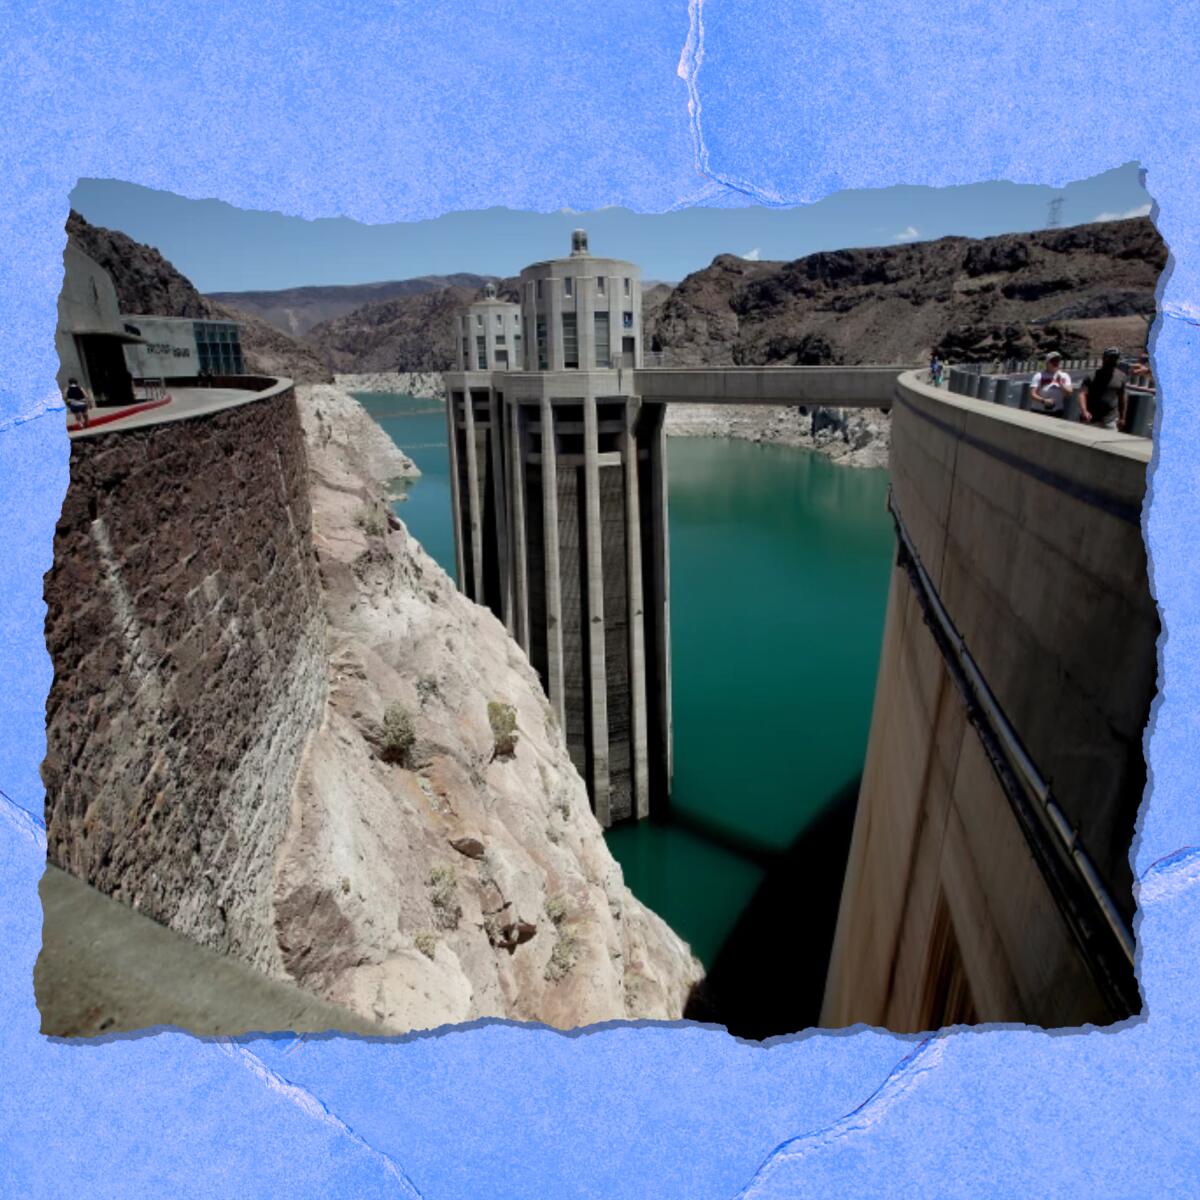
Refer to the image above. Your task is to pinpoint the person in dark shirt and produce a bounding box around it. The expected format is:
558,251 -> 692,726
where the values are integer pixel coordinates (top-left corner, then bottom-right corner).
64,377 -> 90,429
1079,347 -> 1128,431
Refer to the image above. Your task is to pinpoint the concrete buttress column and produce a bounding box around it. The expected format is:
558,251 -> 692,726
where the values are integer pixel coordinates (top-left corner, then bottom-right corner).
509,399 -> 530,651
446,389 -> 467,591
540,396 -> 566,726
463,389 -> 484,602
582,392 -> 611,824
624,399 -> 650,819
649,404 -> 673,790
488,388 -> 512,630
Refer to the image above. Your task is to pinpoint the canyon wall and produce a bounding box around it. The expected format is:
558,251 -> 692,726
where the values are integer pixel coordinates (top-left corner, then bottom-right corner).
43,384 -> 326,975
41,372 -> 700,1031
279,384 -> 701,1030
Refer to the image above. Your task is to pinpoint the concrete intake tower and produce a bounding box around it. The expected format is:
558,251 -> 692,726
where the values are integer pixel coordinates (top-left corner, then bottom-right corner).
444,232 -> 901,827
444,233 -> 668,826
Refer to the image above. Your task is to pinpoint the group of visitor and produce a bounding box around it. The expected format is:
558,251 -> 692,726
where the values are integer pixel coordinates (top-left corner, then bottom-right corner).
929,346 -> 1154,433
1030,348 -> 1149,431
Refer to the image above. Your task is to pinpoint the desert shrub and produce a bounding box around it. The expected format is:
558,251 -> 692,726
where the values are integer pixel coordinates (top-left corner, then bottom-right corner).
380,703 -> 416,764
544,929 -> 580,982
417,674 -> 440,704
488,701 -> 518,760
429,865 -> 461,930
355,506 -> 388,537
545,895 -> 569,926
414,931 -> 437,960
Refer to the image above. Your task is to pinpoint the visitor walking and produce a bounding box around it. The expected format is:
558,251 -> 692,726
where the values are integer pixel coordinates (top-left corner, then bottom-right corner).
1030,352 -> 1073,417
64,377 -> 90,429
929,353 -> 945,387
1078,347 -> 1128,431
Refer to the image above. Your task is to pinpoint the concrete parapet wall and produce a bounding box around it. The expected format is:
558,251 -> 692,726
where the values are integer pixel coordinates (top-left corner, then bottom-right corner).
634,364 -> 908,406
42,384 -> 326,977
823,372 -> 1154,1028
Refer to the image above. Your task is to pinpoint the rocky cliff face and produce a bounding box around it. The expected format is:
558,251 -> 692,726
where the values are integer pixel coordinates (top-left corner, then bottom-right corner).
664,403 -> 892,469
278,384 -> 701,1030
649,217 -> 1163,368
65,212 -> 333,384
336,370 -> 445,400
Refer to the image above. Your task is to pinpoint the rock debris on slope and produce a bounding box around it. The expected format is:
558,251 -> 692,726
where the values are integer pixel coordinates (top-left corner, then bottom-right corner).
277,384 -> 702,1032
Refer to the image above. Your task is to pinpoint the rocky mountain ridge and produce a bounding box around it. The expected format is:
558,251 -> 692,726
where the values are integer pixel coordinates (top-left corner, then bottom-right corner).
649,217 -> 1163,367
72,211 -> 1163,382
207,274 -> 497,338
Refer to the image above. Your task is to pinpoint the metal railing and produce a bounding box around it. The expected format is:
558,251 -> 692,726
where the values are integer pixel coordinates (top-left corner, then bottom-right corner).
940,362 -> 1156,437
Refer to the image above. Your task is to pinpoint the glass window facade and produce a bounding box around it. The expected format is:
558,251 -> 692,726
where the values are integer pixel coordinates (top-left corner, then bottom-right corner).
594,312 -> 610,367
562,313 -> 578,368
476,335 -> 487,369
536,317 -> 548,370
193,322 -> 244,375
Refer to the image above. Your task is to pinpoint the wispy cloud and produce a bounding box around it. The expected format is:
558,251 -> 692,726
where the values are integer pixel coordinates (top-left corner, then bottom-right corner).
742,247 -> 761,261
1093,203 -> 1152,222
893,226 -> 921,243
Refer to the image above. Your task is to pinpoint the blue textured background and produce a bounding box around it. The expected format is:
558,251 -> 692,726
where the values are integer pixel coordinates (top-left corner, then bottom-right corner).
2,1 -> 1197,1194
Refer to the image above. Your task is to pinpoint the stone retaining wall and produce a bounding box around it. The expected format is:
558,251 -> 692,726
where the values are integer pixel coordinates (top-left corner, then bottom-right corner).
42,386 -> 326,976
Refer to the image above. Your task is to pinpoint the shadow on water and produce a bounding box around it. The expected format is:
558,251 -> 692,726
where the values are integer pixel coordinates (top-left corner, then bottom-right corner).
681,774 -> 861,1040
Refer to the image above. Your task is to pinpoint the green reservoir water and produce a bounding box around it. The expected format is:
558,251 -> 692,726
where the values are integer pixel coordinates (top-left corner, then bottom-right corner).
355,393 -> 457,572
362,394 -> 894,970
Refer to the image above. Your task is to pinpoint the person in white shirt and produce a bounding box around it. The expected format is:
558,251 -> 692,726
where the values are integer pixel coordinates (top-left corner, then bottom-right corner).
1030,351 -> 1073,417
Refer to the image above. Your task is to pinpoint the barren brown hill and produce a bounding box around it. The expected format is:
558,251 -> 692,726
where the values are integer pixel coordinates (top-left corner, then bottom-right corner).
304,286 -> 480,373
207,274 -> 498,339
649,217 -> 1164,366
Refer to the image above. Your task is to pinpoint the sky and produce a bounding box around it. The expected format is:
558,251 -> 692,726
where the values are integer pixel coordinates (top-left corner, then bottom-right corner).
69,164 -> 1152,294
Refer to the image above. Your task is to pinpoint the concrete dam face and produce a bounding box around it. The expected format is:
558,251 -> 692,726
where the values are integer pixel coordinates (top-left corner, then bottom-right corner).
821,372 -> 1153,1029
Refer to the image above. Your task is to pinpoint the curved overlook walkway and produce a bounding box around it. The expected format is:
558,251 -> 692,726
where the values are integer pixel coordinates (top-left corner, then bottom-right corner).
67,377 -> 294,440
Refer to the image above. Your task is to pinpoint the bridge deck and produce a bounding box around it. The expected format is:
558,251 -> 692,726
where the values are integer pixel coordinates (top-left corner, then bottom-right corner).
632,365 -> 912,407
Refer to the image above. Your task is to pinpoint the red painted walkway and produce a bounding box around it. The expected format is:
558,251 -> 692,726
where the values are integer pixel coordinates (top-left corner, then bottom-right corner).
66,395 -> 172,434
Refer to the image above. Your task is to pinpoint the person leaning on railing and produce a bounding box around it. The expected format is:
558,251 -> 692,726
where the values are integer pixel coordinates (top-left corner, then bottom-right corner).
1078,347 -> 1128,432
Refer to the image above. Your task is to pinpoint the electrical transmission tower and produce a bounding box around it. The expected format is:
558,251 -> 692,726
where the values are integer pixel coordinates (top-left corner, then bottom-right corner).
1047,197 -> 1064,229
